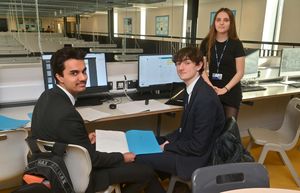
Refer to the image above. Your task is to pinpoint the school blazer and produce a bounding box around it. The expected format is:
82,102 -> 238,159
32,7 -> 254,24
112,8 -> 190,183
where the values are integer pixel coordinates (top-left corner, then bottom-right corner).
31,85 -> 124,189
164,77 -> 225,180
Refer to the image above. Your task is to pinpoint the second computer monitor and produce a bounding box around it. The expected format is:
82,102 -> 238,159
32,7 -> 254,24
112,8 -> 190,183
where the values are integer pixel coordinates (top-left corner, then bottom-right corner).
138,54 -> 182,91
279,48 -> 300,78
242,49 -> 260,80
41,52 -> 109,96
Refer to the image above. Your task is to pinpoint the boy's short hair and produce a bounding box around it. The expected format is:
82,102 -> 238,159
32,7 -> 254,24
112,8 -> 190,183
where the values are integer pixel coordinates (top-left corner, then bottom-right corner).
50,47 -> 86,83
173,47 -> 204,73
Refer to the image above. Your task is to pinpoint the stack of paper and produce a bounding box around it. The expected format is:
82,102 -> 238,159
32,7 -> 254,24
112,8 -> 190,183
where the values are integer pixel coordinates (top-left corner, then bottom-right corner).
96,129 -> 162,155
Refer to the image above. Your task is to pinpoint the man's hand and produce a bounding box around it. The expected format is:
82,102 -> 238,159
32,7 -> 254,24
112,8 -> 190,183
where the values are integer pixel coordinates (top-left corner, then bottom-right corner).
88,132 -> 96,144
160,140 -> 169,151
123,152 -> 136,163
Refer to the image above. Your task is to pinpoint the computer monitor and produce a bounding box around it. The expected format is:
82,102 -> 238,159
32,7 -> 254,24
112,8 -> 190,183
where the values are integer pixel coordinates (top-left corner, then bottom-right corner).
242,49 -> 260,81
138,54 -> 182,92
279,48 -> 300,81
41,52 -> 109,102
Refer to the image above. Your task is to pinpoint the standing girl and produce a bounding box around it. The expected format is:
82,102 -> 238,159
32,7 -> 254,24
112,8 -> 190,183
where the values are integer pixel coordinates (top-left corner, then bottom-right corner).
200,7 -> 245,119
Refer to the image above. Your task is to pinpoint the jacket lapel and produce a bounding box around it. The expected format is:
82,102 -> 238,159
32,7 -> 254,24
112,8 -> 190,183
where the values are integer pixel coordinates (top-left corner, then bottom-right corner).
52,85 -> 73,106
181,77 -> 202,129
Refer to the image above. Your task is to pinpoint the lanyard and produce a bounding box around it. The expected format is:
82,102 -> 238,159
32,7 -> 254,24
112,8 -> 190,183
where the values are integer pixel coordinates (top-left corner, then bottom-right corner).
214,39 -> 228,73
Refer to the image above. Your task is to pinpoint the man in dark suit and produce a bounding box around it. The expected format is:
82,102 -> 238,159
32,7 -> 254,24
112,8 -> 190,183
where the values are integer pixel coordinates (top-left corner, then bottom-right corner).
136,47 -> 225,182
31,47 -> 165,193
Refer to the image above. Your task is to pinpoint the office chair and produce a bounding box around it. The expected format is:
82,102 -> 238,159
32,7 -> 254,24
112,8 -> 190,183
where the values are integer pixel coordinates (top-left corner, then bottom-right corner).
166,117 -> 245,193
247,97 -> 300,187
36,140 -> 120,193
0,129 -> 28,190
191,162 -> 269,193
166,175 -> 191,193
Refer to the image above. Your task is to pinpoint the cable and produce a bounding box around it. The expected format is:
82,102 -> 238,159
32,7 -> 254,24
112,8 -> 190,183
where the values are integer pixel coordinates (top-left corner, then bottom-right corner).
123,75 -> 132,101
35,0 -> 43,54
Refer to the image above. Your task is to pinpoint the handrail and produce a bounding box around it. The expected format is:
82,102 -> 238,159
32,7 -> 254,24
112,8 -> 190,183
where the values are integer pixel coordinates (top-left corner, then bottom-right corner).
80,31 -> 300,47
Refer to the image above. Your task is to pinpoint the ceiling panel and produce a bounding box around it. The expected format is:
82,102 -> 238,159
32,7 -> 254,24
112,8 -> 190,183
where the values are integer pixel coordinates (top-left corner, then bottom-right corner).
0,0 -> 169,17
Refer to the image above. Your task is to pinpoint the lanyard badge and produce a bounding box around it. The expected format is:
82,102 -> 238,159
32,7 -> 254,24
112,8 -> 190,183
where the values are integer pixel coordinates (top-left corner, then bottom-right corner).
213,40 -> 228,80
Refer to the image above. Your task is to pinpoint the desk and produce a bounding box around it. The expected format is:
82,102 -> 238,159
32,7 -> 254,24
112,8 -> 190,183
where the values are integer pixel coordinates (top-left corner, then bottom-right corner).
222,188 -> 300,193
81,99 -> 182,135
0,98 -> 182,136
1,84 -> 300,135
242,83 -> 300,102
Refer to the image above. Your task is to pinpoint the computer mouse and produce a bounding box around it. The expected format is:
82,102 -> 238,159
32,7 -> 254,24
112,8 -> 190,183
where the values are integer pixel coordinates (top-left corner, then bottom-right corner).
109,104 -> 117,109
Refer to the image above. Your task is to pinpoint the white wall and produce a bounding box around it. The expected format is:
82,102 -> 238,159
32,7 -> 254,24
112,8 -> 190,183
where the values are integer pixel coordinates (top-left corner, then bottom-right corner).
239,0 -> 266,42
146,6 -> 183,37
197,0 -> 242,38
197,0 -> 266,43
117,9 -> 140,34
80,14 -> 108,33
279,0 -> 300,43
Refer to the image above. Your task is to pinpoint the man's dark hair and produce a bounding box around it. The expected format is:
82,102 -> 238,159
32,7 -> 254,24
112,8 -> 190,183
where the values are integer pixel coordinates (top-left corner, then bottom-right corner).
50,47 -> 86,83
172,47 -> 204,73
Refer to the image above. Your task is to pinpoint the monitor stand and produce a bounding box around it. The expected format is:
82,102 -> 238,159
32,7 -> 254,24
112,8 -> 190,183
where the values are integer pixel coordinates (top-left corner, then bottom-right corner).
280,76 -> 297,85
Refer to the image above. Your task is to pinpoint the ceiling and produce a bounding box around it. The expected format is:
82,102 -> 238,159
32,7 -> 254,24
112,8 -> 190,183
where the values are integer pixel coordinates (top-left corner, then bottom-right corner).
0,0 -> 183,18
0,0 -> 220,18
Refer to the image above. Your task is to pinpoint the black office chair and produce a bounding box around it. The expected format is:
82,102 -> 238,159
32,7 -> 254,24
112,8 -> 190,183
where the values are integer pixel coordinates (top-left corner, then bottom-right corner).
191,162 -> 270,193
167,117 -> 252,193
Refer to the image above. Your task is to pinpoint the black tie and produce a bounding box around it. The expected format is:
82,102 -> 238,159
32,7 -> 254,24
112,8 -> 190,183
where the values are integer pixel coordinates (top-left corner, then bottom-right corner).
184,90 -> 189,110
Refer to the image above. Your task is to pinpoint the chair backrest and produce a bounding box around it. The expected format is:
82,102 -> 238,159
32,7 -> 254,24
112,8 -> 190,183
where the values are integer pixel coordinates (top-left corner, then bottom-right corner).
191,162 -> 269,193
277,97 -> 300,148
0,129 -> 28,189
36,140 -> 92,193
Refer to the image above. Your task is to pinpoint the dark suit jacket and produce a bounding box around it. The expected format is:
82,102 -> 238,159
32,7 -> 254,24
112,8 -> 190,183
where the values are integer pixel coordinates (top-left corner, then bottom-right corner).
163,77 -> 225,179
31,85 -> 124,190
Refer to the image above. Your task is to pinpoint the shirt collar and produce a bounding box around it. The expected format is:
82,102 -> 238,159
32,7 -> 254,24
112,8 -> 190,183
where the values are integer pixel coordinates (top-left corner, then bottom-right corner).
57,84 -> 76,106
186,76 -> 200,96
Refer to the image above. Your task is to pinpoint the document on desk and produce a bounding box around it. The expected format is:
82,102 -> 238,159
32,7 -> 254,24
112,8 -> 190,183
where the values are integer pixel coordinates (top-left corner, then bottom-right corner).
77,107 -> 111,121
96,129 -> 162,155
0,115 -> 30,131
117,99 -> 170,114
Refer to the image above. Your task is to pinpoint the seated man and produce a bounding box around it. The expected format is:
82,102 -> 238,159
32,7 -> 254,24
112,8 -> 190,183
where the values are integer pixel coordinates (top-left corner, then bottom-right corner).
31,47 -> 165,193
136,47 -> 225,181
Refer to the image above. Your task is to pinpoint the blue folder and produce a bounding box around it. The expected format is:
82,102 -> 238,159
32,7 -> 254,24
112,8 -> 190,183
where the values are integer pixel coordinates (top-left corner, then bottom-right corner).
0,115 -> 30,131
125,130 -> 162,155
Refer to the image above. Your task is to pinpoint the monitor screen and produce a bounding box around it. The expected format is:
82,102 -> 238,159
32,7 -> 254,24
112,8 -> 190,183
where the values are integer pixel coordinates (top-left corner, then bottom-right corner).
41,52 -> 109,96
279,48 -> 300,78
242,49 -> 260,80
138,54 -> 182,91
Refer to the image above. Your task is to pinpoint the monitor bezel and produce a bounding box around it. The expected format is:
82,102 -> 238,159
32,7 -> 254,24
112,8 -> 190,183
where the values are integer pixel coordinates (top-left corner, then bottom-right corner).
279,48 -> 300,78
41,52 -> 109,98
137,54 -> 182,92
242,49 -> 260,81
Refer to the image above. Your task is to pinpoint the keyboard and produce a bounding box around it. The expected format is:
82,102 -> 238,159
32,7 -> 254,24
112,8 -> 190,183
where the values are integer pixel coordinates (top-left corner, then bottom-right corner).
128,92 -> 170,101
242,85 -> 266,92
288,82 -> 300,88
165,99 -> 184,106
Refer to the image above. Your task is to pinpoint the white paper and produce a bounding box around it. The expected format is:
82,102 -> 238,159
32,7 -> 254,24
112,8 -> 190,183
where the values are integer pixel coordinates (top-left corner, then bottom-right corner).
117,99 -> 170,114
77,107 -> 111,121
96,130 -> 129,153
